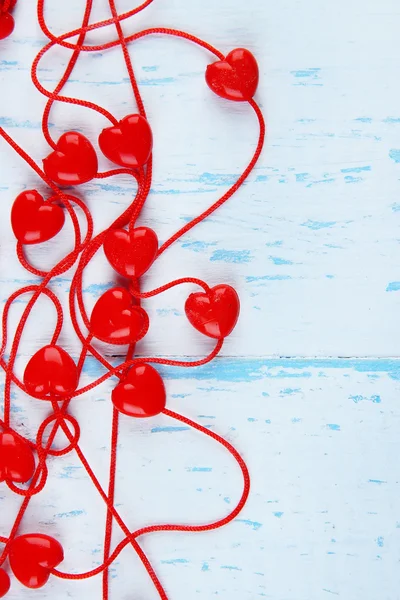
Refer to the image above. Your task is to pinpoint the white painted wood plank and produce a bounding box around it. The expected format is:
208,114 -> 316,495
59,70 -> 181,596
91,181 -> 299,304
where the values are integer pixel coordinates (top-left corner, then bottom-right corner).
1,0 -> 400,356
1,358 -> 399,599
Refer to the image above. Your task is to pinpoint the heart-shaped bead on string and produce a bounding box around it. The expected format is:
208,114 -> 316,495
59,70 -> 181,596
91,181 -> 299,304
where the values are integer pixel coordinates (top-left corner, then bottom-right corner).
90,287 -> 150,344
103,227 -> 158,278
112,363 -> 166,417
0,431 -> 35,484
0,0 -> 16,40
0,0 -> 265,598
0,569 -> 10,598
185,284 -> 241,339
11,190 -> 66,244
99,114 -> 153,168
206,48 -> 259,101
43,131 -> 98,185
9,534 -> 64,589
0,12 -> 14,40
23,345 -> 79,397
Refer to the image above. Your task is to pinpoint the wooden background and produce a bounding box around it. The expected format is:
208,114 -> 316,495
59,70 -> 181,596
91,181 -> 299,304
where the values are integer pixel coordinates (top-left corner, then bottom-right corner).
1,0 -> 400,598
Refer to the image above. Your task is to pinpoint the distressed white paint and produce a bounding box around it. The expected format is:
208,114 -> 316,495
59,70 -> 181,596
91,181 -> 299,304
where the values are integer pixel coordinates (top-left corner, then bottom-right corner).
1,0 -> 400,599
1,0 -> 400,357
1,358 -> 399,599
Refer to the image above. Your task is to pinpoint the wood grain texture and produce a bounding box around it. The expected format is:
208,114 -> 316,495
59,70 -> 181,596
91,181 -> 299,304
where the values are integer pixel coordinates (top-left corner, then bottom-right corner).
0,0 -> 399,599
1,358 -> 399,599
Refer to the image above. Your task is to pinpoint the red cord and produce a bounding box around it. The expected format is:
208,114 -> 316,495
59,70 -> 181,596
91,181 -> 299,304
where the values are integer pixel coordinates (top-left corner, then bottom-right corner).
51,407 -> 250,580
0,1 -> 265,598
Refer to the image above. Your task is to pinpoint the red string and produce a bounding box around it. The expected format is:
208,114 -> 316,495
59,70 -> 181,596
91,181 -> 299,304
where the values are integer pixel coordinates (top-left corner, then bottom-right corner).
51,407 -> 250,580
98,5 -> 150,593
40,0 -> 94,148
0,1 -> 265,598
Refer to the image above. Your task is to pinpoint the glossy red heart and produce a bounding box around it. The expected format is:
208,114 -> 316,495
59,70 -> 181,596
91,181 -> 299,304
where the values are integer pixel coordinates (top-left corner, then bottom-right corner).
185,284 -> 240,339
43,131 -> 98,186
9,534 -> 64,589
205,48 -> 259,102
11,190 -> 65,244
90,287 -> 149,344
23,345 -> 79,397
0,11 -> 14,40
0,569 -> 10,598
112,363 -> 166,417
0,430 -> 35,484
99,114 -> 153,168
103,227 -> 158,278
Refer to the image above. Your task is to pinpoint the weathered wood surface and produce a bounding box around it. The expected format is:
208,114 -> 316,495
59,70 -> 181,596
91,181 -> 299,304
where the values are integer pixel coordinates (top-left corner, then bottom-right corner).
1,0 -> 400,598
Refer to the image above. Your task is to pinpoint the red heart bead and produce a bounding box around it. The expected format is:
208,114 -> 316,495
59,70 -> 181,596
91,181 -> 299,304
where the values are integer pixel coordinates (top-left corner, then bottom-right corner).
112,363 -> 166,417
23,345 -> 79,397
0,430 -> 35,484
103,227 -> 158,278
0,11 -> 14,40
99,114 -> 153,168
185,284 -> 240,339
43,132 -> 98,186
9,534 -> 64,589
0,569 -> 10,598
205,48 -> 259,102
11,190 -> 65,244
90,287 -> 149,344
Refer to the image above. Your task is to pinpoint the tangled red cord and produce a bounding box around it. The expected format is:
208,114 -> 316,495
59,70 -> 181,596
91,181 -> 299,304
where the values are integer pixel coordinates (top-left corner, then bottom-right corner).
0,1 -> 265,598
